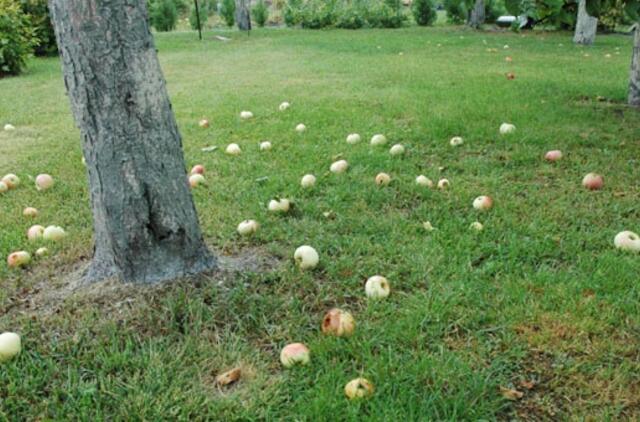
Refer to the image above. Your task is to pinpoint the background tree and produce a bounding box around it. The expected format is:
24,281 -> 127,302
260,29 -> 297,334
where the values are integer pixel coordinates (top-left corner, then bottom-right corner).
574,0 -> 598,44
47,0 -> 217,284
237,0 -> 252,30
468,0 -> 486,28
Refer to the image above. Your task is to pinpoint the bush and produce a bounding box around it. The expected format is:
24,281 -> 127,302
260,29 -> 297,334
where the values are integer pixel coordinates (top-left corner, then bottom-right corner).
443,0 -> 467,23
252,0 -> 269,26
0,0 -> 37,76
220,0 -> 236,26
150,0 -> 178,31
284,0 -> 303,25
412,0 -> 437,25
19,0 -> 57,56
298,0 -> 337,29
367,2 -> 407,27
336,3 -> 366,28
284,0 -> 407,29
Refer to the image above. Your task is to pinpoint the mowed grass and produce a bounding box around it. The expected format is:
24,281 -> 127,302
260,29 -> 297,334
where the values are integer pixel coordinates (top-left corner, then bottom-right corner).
1,26 -> 640,420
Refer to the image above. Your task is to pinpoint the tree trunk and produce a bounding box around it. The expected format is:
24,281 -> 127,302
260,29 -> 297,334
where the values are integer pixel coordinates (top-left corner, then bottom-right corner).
573,0 -> 597,45
48,0 -> 216,284
236,0 -> 252,31
468,0 -> 485,29
630,24 -> 640,106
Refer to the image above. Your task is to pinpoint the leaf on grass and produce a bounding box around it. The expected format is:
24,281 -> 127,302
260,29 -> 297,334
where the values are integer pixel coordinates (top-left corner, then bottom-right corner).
518,380 -> 536,390
500,386 -> 524,400
216,367 -> 242,387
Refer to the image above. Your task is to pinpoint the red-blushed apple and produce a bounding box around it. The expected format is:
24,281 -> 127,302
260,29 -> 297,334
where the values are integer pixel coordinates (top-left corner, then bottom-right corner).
198,119 -> 209,128
389,144 -> 405,156
375,172 -> 391,186
415,175 -> 433,187
346,133 -> 361,144
614,231 -> 640,252
43,225 -> 66,241
365,275 -> 390,299
295,123 -> 307,133
237,220 -> 259,236
330,160 -> 348,174
280,343 -> 310,368
473,195 -> 493,211
1,174 -> 20,189
301,174 -> 316,188
190,165 -> 205,176
345,378 -> 374,400
7,251 -> 31,268
225,143 -> 242,155
370,134 -> 387,146
0,332 -> 21,363
27,225 -> 45,241
294,245 -> 319,270
582,173 -> 604,190
23,207 -> 38,218
450,136 -> 463,146
35,174 -> 54,191
321,308 -> 355,337
279,101 -> 290,111
544,150 -> 563,162
189,174 -> 206,188
437,178 -> 450,190
240,111 -> 253,119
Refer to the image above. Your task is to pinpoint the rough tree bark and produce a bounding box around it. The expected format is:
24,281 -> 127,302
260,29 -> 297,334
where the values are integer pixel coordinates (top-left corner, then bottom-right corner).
468,0 -> 485,29
48,0 -> 216,284
236,0 -> 252,31
630,24 -> 640,105
573,0 -> 598,45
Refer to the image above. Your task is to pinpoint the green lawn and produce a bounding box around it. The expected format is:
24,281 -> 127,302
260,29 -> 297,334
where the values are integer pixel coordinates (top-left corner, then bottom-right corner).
1,26 -> 639,420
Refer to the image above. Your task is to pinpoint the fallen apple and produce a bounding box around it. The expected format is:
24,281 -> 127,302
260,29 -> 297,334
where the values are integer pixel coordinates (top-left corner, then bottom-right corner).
415,175 -> 433,188
389,144 -> 405,156
226,143 -> 242,155
198,119 -> 209,128
470,221 -> 484,231
0,332 -> 21,363
346,133 -> 361,144
345,378 -> 374,400
365,275 -> 390,299
35,174 -> 54,191
582,173 -> 604,190
268,198 -> 291,213
330,160 -> 348,174
370,134 -> 387,146
301,174 -> 316,188
1,174 -> 20,189
473,195 -> 493,211
43,225 -> 66,241
7,251 -> 31,268
505,56 -> 513,62
190,165 -> 205,175
375,172 -> 391,186
27,225 -> 45,241
321,308 -> 355,337
614,230 -> 640,252
23,207 -> 38,218
280,343 -> 310,368
423,221 -> 435,231
296,123 -> 306,133
189,174 -> 206,188
279,102 -> 290,111
437,178 -> 450,190
499,123 -> 516,135
506,72 -> 516,80
294,245 -> 319,270
237,219 -> 259,236
544,150 -> 563,162
35,247 -> 49,257
240,111 -> 253,119
450,136 -> 463,146
260,141 -> 272,151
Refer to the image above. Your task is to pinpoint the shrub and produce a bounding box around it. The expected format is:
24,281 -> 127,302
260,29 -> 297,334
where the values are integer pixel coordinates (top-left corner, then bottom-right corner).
252,0 -> 269,26
284,0 -> 303,25
367,2 -> 407,27
336,4 -> 366,28
150,0 -> 178,31
220,0 -> 236,26
299,0 -> 337,29
0,0 -> 37,76
412,0 -> 437,25
443,0 -> 467,23
19,0 -> 57,56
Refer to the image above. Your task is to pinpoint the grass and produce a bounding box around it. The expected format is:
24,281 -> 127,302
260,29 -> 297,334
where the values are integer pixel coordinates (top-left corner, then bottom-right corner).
1,25 -> 640,420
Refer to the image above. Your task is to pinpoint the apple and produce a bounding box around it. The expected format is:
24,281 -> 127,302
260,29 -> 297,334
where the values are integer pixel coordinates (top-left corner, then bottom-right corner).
190,165 -> 205,175
470,221 -> 484,231
389,144 -> 405,156
240,111 -> 253,119
375,172 -> 391,186
260,141 -> 272,151
330,160 -> 348,174
268,198 -> 291,213
0,182 -> 7,193
321,308 -> 355,337
3,124 -> 15,131
189,174 -> 206,188
499,123 -> 516,135
301,174 -> 316,188
0,332 -> 21,363
2,174 -> 20,189
505,56 -> 513,62
473,195 -> 493,211
279,102 -> 290,111
296,123 -> 307,133
35,174 -> 54,191
503,44 -> 510,49
544,150 -> 563,162
35,247 -> 49,257
198,119 -> 209,128
7,251 -> 31,268
237,219 -> 259,236
365,275 -> 390,299
346,133 -> 361,144
582,173 -> 604,190
415,175 -> 433,187
437,178 -> 450,190
23,207 -> 38,218
614,231 -> 640,252
423,221 -> 435,231
43,225 -> 66,241
226,143 -> 242,155
345,378 -> 374,400
370,134 -> 387,146
506,72 -> 516,80
450,136 -> 463,146
294,245 -> 319,270
27,225 -> 45,241
280,343 -> 310,368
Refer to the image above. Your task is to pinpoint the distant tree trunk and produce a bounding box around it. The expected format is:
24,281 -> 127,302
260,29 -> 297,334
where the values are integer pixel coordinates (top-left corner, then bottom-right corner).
573,0 -> 598,45
236,0 -> 252,31
48,0 -> 217,284
468,0 -> 485,29
630,24 -> 640,106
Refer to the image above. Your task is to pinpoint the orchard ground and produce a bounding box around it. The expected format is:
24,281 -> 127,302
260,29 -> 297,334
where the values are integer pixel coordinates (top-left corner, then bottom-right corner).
1,27 -> 640,420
